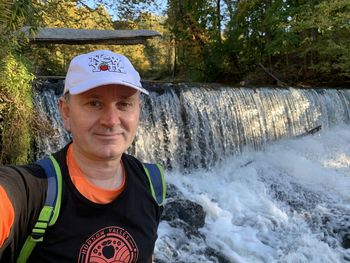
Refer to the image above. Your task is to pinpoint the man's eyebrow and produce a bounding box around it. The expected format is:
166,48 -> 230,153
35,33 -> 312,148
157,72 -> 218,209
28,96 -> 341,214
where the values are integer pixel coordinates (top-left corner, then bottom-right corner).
119,94 -> 140,100
119,96 -> 135,99
81,93 -> 101,99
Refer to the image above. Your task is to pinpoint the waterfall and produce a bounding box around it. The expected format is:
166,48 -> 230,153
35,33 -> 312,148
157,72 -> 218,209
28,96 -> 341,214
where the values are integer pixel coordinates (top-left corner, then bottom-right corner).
33,82 -> 71,156
34,81 -> 350,170
33,81 -> 350,262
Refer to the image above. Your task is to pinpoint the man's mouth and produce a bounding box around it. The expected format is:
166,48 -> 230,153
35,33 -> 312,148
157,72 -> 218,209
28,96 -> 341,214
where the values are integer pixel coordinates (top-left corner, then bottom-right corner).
94,132 -> 123,137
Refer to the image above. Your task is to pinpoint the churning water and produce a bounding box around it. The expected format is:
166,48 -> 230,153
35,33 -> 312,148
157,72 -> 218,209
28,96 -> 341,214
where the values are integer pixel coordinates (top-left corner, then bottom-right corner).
155,124 -> 350,262
34,82 -> 350,262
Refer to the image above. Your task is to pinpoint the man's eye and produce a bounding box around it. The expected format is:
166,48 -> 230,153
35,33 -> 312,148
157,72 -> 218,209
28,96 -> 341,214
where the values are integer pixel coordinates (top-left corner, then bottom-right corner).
117,101 -> 132,110
87,101 -> 102,108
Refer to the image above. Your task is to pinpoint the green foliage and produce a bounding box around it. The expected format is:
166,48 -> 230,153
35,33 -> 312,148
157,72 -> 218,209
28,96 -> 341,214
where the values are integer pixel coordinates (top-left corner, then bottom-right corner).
0,0 -> 39,47
166,0 -> 221,80
0,0 -> 40,164
220,0 -> 350,85
223,0 -> 264,76
0,51 -> 35,164
294,0 -> 350,79
133,13 -> 173,79
0,0 -> 12,31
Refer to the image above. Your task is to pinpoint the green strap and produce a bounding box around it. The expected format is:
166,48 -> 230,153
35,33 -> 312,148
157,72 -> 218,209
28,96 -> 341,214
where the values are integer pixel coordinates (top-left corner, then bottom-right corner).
143,163 -> 166,206
48,156 -> 62,226
17,156 -> 62,263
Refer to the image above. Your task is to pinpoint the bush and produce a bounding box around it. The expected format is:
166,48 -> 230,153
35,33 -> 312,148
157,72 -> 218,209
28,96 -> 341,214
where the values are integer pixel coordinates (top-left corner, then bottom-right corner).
0,50 -> 35,164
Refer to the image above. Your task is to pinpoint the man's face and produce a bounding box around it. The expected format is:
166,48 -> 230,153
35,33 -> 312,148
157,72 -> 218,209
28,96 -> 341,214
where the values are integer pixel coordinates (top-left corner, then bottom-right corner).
59,84 -> 141,161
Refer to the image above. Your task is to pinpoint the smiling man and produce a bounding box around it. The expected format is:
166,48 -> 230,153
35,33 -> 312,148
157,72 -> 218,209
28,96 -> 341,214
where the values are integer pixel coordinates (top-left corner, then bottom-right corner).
0,50 -> 165,263
60,85 -> 141,189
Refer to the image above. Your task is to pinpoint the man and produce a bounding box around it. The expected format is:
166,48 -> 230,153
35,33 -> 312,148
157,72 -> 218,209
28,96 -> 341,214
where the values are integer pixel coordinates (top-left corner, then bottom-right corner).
0,50 -> 164,262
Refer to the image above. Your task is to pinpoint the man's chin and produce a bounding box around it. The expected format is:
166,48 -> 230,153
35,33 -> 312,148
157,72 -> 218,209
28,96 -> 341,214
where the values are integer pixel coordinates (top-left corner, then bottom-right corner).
96,148 -> 124,160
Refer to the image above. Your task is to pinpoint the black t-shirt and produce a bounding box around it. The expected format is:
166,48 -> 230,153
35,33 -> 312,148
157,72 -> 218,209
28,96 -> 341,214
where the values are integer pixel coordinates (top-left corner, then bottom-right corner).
0,144 -> 162,263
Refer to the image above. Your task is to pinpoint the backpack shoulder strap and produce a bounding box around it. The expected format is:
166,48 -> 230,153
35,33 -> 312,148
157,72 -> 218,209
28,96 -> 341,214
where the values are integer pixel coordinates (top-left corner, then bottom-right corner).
142,163 -> 166,206
17,155 -> 62,263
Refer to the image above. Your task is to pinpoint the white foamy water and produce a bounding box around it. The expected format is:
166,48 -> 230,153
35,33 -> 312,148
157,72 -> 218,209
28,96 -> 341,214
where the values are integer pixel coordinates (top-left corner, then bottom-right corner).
155,124 -> 350,263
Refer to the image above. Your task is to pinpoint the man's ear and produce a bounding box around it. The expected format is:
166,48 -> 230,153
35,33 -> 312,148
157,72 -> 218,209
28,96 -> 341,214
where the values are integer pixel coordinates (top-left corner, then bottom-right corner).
59,96 -> 71,132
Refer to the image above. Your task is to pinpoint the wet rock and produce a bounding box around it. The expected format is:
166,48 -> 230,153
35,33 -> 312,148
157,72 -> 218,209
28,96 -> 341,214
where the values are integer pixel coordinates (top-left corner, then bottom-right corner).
342,233 -> 350,249
165,183 -> 186,199
161,183 -> 206,238
162,198 -> 206,230
35,79 -> 64,95
158,183 -> 229,262
205,247 -> 232,263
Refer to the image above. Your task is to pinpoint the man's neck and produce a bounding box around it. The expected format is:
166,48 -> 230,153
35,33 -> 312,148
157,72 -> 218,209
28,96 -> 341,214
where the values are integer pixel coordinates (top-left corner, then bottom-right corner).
71,146 -> 124,190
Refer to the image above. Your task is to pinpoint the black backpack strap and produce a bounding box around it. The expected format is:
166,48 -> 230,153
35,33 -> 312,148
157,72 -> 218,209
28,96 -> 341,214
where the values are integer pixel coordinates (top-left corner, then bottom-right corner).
17,156 -> 62,263
143,163 -> 166,206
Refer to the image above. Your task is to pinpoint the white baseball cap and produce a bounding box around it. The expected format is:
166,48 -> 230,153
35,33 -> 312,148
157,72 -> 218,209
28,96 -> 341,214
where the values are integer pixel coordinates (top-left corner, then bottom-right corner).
63,50 -> 149,95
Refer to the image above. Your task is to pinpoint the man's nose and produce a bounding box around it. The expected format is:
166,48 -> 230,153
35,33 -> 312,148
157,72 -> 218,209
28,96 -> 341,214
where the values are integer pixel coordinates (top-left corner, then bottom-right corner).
100,105 -> 121,127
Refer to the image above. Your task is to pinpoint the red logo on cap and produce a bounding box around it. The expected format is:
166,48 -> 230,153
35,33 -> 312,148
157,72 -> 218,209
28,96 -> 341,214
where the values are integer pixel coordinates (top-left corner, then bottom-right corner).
99,64 -> 109,71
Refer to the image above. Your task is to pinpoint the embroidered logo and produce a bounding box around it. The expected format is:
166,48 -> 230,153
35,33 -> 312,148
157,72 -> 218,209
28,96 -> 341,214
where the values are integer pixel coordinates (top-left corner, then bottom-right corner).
78,226 -> 139,263
89,54 -> 126,73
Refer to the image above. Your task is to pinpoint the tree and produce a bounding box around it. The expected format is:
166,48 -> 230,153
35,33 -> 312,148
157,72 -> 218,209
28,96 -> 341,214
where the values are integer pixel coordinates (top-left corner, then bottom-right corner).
133,12 -> 173,79
167,0 -> 226,80
292,0 -> 350,82
224,0 -> 267,78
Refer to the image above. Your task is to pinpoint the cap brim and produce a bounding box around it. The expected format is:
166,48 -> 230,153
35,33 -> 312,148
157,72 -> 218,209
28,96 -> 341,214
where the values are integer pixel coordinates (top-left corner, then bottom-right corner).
66,78 -> 149,95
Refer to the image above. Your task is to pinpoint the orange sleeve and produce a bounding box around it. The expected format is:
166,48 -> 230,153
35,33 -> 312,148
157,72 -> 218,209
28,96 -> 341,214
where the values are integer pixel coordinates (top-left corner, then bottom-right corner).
0,185 -> 15,247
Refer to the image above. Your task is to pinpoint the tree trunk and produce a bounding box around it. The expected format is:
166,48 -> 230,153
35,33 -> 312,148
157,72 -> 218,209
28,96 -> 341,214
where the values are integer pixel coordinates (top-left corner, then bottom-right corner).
265,0 -> 273,69
172,38 -> 177,80
216,0 -> 222,43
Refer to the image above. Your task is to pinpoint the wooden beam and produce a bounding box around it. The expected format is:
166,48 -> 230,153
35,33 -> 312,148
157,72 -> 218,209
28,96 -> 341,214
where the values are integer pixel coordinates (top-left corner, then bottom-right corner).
20,27 -> 161,45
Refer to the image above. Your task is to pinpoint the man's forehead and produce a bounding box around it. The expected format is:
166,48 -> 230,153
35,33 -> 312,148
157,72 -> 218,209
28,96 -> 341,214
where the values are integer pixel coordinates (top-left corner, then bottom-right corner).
76,85 -> 140,98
